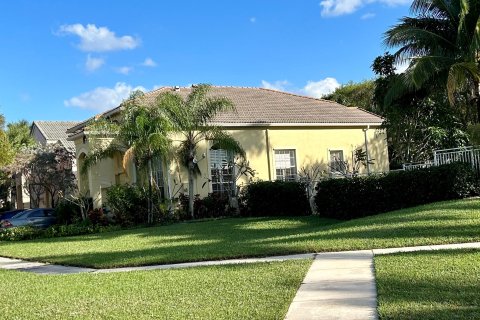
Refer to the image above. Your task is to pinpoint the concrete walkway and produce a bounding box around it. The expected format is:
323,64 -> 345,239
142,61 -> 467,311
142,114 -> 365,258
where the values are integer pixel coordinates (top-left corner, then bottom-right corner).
285,241 -> 480,320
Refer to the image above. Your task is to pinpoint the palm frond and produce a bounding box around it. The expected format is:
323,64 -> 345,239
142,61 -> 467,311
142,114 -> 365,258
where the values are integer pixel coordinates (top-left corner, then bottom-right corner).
207,129 -> 245,157
447,62 -> 480,104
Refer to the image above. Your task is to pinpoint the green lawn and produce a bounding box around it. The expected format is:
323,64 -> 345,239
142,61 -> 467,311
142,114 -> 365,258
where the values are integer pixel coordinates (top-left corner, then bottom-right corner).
0,260 -> 311,320
0,198 -> 479,268
375,249 -> 480,320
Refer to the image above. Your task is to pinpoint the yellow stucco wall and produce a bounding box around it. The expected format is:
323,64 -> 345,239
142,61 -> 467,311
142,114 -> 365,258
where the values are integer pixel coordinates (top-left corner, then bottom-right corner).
74,125 -> 389,207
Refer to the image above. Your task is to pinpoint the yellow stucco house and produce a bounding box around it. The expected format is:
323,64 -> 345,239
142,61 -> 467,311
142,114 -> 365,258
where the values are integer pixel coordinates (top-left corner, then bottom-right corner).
66,86 -> 389,208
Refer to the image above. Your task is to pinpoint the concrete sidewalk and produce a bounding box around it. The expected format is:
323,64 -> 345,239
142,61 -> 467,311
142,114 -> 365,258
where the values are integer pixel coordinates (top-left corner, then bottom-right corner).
0,242 -> 478,275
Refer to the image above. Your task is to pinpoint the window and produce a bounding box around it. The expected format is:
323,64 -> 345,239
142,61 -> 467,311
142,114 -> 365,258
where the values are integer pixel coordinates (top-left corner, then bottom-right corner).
275,149 -> 297,181
209,148 -> 234,195
152,156 -> 165,199
329,150 -> 345,173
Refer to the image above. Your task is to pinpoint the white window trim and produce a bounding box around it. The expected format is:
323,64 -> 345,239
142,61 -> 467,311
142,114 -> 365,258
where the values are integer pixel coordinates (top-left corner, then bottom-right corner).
208,147 -> 235,195
273,148 -> 298,181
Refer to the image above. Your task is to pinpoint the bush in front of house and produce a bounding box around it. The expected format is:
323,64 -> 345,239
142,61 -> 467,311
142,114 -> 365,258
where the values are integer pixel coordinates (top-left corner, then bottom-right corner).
54,199 -> 82,224
240,180 -> 311,217
178,193 -> 232,219
106,184 -> 163,225
315,162 -> 479,220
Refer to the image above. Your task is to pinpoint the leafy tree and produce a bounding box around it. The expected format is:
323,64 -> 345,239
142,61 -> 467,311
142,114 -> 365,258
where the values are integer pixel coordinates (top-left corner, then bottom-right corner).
156,84 -> 245,218
384,0 -> 480,122
323,80 -> 376,112
22,143 -> 76,208
83,91 -> 171,223
372,53 -> 469,167
6,120 -> 35,151
0,130 -> 14,167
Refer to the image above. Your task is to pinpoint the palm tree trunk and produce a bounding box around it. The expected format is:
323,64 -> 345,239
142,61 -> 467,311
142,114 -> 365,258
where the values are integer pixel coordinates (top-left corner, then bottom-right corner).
188,162 -> 194,219
147,159 -> 153,224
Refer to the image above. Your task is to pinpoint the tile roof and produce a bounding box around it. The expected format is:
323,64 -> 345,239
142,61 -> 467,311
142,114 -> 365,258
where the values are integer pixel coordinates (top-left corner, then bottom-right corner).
32,121 -> 79,150
144,86 -> 384,125
67,86 -> 383,135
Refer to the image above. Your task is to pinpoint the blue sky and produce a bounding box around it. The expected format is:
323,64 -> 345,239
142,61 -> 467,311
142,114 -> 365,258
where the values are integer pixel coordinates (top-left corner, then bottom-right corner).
0,0 -> 411,123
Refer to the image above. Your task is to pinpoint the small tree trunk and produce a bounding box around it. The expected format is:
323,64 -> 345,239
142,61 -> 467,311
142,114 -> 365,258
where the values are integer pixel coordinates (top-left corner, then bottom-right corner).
476,82 -> 480,124
188,162 -> 194,219
147,159 -> 154,224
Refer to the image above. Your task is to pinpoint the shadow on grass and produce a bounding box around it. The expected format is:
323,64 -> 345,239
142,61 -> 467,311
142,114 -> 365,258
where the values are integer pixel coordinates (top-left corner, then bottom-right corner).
0,199 -> 479,268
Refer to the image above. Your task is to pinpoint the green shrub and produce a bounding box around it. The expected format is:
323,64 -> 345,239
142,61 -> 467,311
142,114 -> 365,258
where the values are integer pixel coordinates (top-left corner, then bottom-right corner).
177,193 -> 231,220
106,184 -> 163,225
0,222 -> 122,241
0,226 -> 43,241
240,181 -> 311,217
54,199 -> 82,224
315,162 -> 479,220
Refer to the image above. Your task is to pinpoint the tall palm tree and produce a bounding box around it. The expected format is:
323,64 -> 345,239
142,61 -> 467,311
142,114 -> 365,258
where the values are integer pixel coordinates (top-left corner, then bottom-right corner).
83,91 -> 171,223
384,0 -> 480,122
156,84 -> 245,218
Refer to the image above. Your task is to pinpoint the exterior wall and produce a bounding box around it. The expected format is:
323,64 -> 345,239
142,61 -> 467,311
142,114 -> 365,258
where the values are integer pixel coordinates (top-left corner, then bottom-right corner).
74,125 -> 388,208
192,126 -> 388,198
31,126 -> 47,145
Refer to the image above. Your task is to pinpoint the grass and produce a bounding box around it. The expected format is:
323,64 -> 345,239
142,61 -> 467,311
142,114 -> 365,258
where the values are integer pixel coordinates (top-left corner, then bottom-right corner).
0,198 -> 479,268
375,249 -> 480,320
0,260 -> 311,319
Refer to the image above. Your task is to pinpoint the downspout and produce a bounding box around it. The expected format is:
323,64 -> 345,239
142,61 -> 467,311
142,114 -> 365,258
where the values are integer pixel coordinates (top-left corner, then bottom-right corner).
265,129 -> 272,181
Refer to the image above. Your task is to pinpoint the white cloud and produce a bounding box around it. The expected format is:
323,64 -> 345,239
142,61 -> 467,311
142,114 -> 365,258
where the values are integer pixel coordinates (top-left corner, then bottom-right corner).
85,54 -> 104,72
141,57 -> 157,67
262,78 -> 340,98
320,0 -> 409,17
115,66 -> 133,75
64,82 -> 146,111
261,80 -> 290,91
361,12 -> 376,19
302,78 -> 340,98
320,0 -> 363,17
58,24 -> 140,52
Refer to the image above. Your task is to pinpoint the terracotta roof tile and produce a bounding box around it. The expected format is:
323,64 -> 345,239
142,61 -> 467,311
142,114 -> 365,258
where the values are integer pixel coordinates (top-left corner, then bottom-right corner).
67,86 -> 383,135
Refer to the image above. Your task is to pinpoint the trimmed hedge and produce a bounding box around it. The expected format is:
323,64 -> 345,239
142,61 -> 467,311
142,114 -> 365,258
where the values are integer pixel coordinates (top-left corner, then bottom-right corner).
240,181 -> 311,217
315,162 -> 479,220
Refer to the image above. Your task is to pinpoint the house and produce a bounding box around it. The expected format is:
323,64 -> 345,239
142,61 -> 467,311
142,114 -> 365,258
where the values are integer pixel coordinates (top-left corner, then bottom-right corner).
13,121 -> 79,209
67,86 -> 389,208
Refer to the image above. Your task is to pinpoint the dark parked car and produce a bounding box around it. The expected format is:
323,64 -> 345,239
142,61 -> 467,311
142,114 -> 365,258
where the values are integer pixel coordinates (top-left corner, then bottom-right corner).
0,208 -> 56,229
0,209 -> 26,221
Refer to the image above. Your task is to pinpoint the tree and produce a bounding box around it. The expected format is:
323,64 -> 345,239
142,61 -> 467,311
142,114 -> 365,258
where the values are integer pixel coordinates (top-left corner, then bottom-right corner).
0,130 -> 14,167
22,143 -> 76,208
323,80 -> 376,112
156,84 -> 245,218
384,0 -> 480,122
83,91 -> 171,223
6,120 -> 35,151
372,53 -> 469,167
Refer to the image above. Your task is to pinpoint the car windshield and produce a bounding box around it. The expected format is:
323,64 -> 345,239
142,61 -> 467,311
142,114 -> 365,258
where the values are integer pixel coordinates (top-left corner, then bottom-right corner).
11,210 -> 32,219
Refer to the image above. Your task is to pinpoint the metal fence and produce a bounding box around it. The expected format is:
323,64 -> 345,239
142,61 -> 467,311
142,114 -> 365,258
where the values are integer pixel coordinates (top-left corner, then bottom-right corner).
402,146 -> 480,173
434,146 -> 480,173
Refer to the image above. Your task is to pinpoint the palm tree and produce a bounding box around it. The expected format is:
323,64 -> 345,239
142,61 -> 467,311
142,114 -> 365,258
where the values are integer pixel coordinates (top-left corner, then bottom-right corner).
156,84 -> 245,218
83,91 -> 171,223
384,0 -> 480,122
